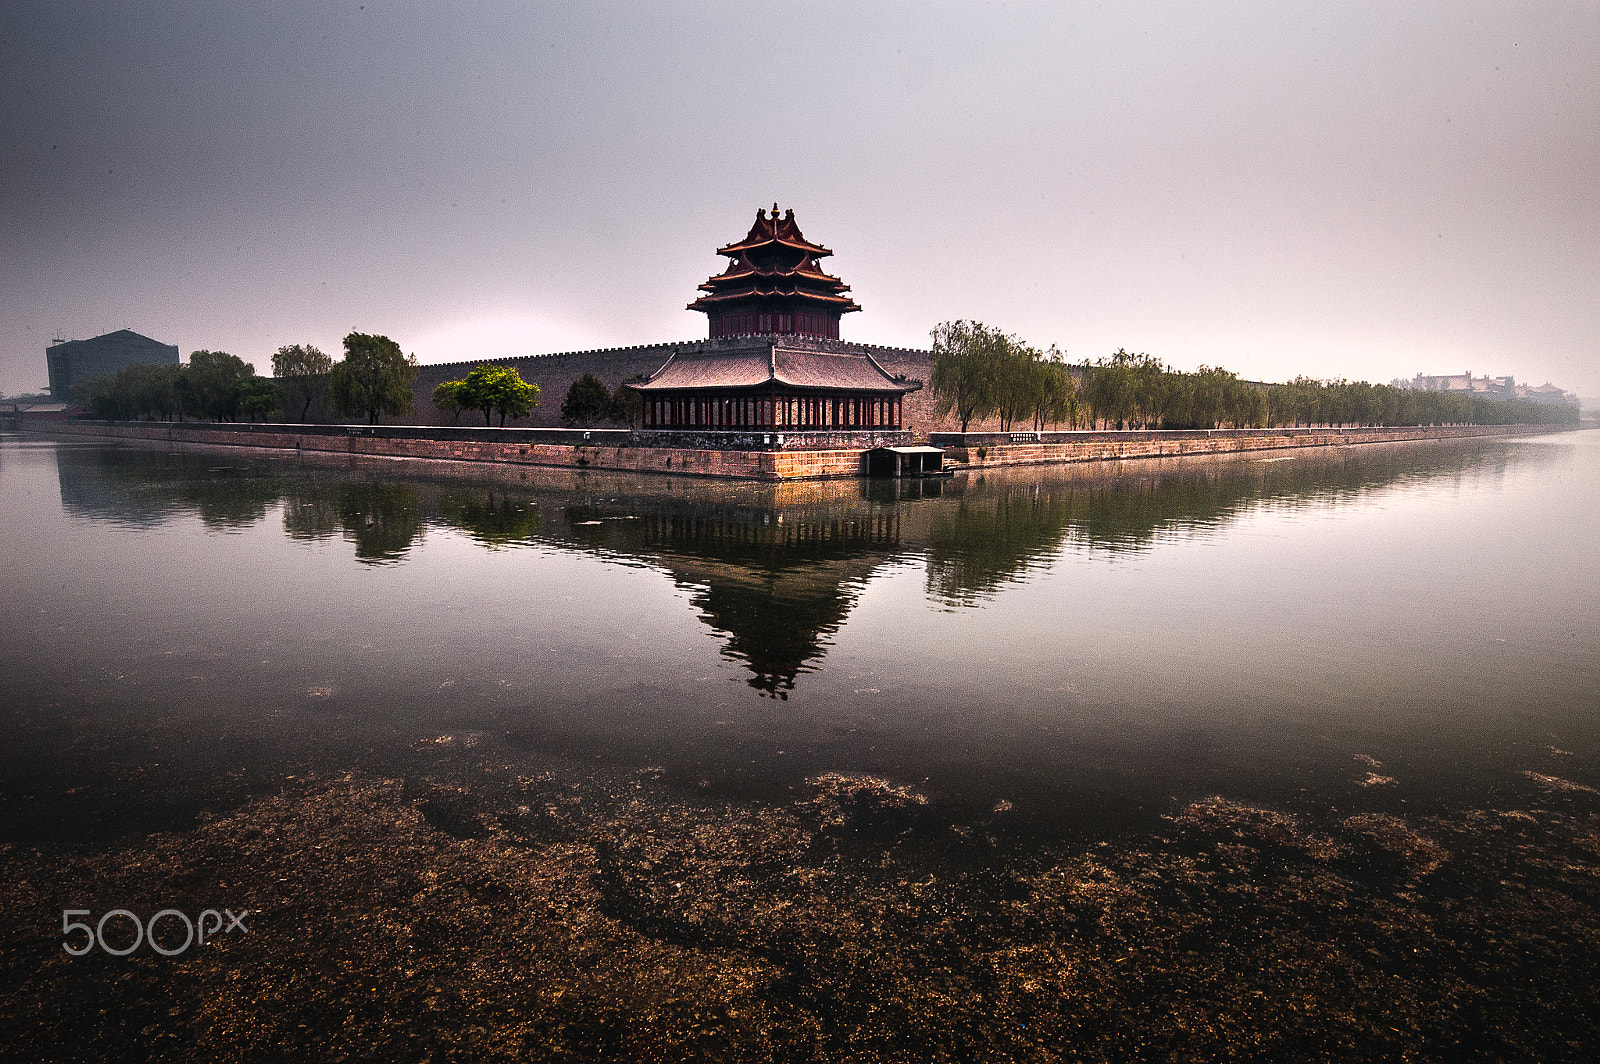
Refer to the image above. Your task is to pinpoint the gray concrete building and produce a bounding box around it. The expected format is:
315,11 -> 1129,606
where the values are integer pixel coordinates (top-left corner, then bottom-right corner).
46,329 -> 179,397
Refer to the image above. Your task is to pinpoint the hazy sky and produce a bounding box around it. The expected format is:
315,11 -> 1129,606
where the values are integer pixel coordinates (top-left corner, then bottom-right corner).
4,1 -> 1597,397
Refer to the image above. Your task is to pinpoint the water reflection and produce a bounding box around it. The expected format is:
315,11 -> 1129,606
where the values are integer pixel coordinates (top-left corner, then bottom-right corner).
49,438 -> 1545,693
282,478 -> 424,563
437,489 -> 542,548
640,512 -> 902,697
53,444 -> 286,530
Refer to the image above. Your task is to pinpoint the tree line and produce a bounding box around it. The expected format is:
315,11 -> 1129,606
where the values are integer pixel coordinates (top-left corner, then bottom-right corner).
73,333 -> 421,425
74,336 -> 638,430
73,318 -> 1576,432
931,320 -> 1577,432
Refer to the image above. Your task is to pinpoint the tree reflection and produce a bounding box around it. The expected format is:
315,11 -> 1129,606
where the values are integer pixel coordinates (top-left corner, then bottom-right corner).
53,446 -> 283,529
337,483 -> 423,564
923,445 -> 1524,604
49,437 -> 1541,690
435,490 -> 541,548
924,490 -> 1081,607
279,479 -> 423,563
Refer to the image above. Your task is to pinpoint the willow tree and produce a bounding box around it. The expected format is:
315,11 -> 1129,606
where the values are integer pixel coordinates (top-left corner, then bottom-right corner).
1030,351 -> 1079,431
237,375 -> 282,422
931,320 -> 1008,432
272,343 -> 333,421
329,333 -> 417,425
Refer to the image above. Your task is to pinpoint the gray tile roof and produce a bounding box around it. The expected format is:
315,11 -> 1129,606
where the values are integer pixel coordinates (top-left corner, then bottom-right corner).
631,342 -> 919,394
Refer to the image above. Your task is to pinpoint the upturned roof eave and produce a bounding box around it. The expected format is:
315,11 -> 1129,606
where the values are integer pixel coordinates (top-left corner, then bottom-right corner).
708,264 -> 850,285
688,290 -> 862,309
691,280 -> 857,296
629,377 -> 916,395
715,235 -> 833,258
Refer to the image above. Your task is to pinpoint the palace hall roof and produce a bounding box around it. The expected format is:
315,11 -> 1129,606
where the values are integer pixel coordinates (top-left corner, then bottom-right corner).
628,342 -> 919,394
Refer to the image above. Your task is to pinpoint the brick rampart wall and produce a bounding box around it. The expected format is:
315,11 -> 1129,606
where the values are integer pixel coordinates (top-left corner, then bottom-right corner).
288,332 -> 1115,435
385,336 -> 945,431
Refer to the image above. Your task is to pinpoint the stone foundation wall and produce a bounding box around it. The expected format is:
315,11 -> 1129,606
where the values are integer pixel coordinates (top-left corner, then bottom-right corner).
25,420 -> 1572,482
636,428 -> 911,451
25,420 -> 872,481
931,424 -> 1571,468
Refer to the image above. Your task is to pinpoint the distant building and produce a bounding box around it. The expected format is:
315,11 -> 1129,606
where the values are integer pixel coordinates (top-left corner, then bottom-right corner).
1406,370 -> 1573,406
0,399 -> 78,427
1407,370 -> 1514,397
46,329 -> 179,397
1519,382 -> 1577,406
1408,370 -> 1476,394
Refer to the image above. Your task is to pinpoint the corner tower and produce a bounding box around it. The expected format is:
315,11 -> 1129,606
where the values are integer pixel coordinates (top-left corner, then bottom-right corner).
689,204 -> 862,339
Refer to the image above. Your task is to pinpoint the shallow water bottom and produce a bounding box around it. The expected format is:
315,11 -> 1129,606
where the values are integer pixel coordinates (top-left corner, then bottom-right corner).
4,763 -> 1598,1062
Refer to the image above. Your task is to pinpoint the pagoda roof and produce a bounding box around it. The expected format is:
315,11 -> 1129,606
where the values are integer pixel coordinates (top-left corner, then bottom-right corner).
690,285 -> 861,309
628,343 -> 919,394
691,207 -> 861,316
716,204 -> 833,258
706,255 -> 844,287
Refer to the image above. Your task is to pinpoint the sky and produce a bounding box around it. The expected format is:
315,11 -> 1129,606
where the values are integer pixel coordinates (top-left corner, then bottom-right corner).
3,1 -> 1597,398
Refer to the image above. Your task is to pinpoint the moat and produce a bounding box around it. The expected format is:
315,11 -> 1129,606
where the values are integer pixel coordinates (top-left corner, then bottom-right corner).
2,430 -> 1597,1061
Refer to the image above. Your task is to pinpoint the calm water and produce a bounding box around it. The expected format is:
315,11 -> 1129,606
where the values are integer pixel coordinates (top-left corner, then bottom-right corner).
2,431 -> 1597,846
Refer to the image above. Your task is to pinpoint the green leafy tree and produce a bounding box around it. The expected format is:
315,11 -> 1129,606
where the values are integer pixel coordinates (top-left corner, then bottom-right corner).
238,376 -> 282,422
431,380 -> 466,424
185,350 -> 254,421
561,372 -> 613,426
1082,350 -> 1145,429
82,363 -> 186,421
136,363 -> 182,420
272,343 -> 333,421
329,332 -> 418,425
71,373 -> 119,419
457,364 -> 539,427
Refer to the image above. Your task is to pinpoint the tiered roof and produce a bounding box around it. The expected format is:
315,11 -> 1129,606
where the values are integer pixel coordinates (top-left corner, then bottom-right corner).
689,205 -> 862,332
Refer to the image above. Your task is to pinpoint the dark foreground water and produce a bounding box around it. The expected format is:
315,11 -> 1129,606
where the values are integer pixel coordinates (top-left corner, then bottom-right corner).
2,430 -> 1597,1061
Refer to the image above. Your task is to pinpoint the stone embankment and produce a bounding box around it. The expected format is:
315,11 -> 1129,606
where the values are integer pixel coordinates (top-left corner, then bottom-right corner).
24,420 -> 870,480
931,424 -> 1572,468
23,419 -> 1575,481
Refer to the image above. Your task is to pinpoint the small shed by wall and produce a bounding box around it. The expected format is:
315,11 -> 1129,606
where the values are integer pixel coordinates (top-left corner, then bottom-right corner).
866,445 -> 946,478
